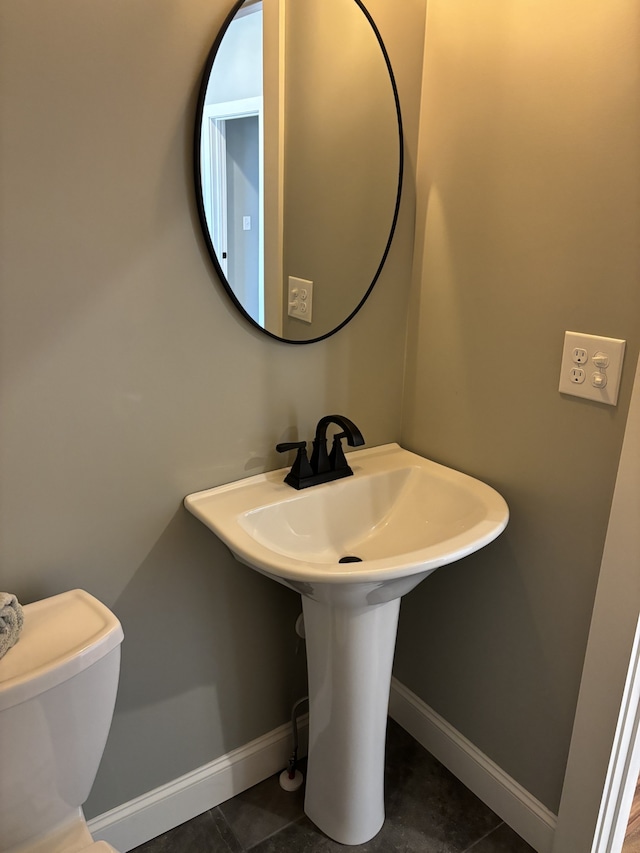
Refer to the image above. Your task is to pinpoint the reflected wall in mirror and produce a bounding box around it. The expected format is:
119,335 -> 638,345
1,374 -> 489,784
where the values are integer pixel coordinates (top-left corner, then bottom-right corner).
195,0 -> 403,343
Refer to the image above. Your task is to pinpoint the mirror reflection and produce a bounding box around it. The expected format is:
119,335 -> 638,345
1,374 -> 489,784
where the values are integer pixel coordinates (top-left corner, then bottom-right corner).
195,0 -> 403,343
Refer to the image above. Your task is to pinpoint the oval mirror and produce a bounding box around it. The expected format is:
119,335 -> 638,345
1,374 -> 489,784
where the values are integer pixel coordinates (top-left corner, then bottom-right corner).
194,0 -> 403,343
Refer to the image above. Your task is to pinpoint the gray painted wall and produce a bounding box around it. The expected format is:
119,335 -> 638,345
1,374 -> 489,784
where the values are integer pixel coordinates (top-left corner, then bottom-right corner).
398,0 -> 640,815
0,0 -> 426,818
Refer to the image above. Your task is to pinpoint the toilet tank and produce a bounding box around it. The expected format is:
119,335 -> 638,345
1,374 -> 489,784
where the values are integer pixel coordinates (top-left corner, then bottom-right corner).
0,590 -> 124,851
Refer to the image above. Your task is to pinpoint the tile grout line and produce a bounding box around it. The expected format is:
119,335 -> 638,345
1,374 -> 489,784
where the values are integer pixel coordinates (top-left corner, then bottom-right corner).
211,805 -> 247,853
460,820 -> 506,852
245,815 -> 308,851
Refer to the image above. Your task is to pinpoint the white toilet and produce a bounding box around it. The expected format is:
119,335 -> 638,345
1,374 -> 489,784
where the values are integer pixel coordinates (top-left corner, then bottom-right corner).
0,589 -> 124,853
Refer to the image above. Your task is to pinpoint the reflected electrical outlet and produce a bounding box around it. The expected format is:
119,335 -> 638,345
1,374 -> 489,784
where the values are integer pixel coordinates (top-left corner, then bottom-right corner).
288,276 -> 313,323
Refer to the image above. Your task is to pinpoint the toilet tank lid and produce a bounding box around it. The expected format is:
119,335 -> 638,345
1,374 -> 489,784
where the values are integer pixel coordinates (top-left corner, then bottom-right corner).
0,589 -> 123,711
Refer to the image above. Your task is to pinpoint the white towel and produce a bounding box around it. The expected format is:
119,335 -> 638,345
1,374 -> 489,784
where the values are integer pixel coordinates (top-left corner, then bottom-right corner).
0,592 -> 24,660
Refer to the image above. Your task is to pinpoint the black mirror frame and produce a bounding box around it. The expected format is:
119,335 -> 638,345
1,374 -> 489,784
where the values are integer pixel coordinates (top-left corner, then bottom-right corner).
193,0 -> 404,344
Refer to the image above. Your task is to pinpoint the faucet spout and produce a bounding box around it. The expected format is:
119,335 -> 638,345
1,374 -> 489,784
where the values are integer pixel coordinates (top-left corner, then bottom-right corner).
314,415 -> 365,448
310,415 -> 365,478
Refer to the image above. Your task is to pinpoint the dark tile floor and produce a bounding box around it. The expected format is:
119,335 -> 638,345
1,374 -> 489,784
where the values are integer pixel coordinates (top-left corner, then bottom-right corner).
132,719 -> 535,853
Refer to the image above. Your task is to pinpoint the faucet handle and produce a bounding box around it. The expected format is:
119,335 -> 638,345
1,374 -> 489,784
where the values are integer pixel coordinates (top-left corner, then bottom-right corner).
276,441 -> 307,454
329,432 -> 350,472
276,441 -> 314,488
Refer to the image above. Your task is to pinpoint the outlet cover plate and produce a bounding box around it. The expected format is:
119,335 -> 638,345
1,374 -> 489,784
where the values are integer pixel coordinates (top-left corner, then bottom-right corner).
288,276 -> 313,323
559,331 -> 626,405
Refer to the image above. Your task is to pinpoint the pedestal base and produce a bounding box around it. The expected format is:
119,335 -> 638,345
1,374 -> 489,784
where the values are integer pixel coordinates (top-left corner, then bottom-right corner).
302,596 -> 401,845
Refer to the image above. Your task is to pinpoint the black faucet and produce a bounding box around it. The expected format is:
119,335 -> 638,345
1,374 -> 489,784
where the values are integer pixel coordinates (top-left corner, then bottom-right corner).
276,415 -> 365,489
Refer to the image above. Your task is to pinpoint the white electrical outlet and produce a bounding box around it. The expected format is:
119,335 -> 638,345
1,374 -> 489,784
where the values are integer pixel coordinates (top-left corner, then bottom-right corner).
288,276 -> 313,323
559,331 -> 626,405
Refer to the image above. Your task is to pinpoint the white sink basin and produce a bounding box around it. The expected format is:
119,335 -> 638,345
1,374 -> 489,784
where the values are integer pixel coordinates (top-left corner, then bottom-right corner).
184,442 -> 508,845
184,442 -> 508,605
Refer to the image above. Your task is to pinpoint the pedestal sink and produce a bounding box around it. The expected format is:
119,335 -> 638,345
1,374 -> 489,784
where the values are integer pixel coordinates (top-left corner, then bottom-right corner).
184,443 -> 508,845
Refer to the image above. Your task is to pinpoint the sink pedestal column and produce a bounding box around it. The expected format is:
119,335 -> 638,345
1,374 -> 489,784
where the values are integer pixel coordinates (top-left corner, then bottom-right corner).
302,595 -> 401,845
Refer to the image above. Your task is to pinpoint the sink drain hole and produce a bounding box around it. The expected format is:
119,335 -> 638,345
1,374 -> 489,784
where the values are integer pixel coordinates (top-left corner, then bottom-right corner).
339,555 -> 362,563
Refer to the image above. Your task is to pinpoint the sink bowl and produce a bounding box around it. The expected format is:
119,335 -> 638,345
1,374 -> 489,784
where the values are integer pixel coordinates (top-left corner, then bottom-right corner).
184,442 -> 508,845
184,442 -> 508,606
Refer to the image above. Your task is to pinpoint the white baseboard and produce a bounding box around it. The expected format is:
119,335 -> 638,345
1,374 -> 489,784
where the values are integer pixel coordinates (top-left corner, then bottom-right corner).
89,681 -> 556,853
388,678 -> 557,853
88,718 -> 308,852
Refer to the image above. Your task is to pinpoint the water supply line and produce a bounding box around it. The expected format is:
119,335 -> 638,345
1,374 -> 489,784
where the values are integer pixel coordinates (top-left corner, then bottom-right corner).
279,612 -> 308,791
279,694 -> 308,791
